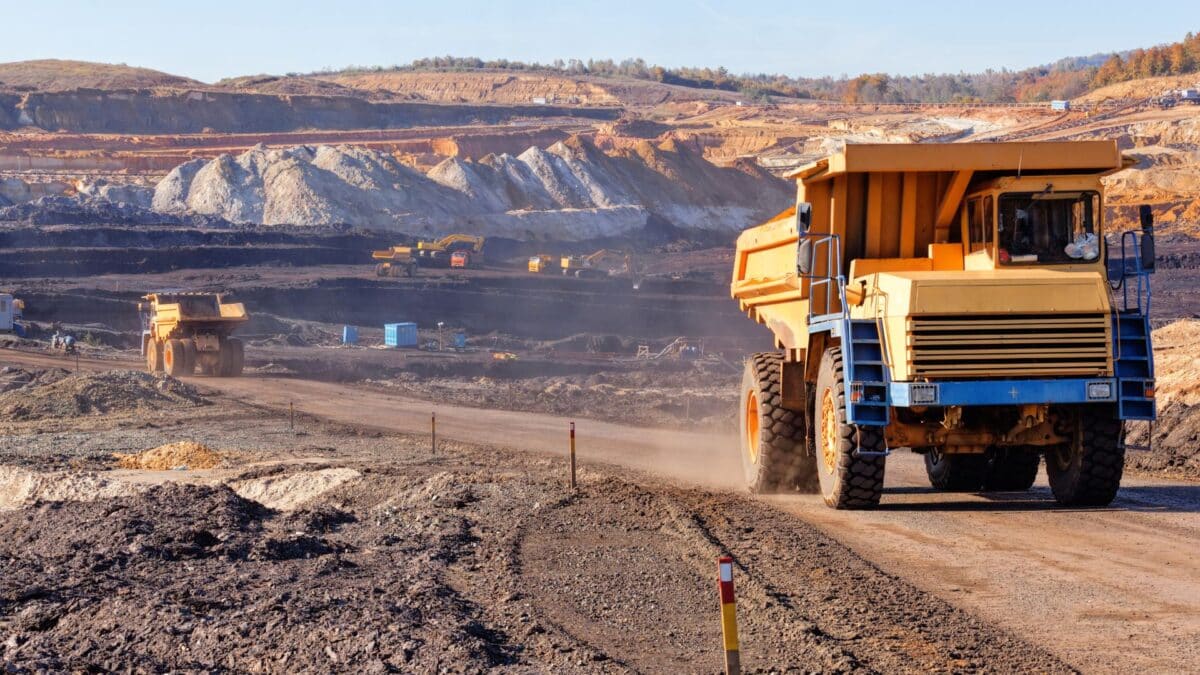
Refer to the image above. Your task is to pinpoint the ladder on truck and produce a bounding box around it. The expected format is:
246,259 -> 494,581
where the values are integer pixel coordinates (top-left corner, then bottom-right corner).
1109,230 -> 1157,451
798,233 -> 891,432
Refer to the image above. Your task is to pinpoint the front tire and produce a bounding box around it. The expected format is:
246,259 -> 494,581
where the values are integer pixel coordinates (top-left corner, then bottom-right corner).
814,347 -> 885,509
145,339 -> 163,373
1046,408 -> 1125,506
737,353 -> 816,493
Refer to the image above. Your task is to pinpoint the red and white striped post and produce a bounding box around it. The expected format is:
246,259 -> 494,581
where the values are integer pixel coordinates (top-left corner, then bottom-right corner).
718,555 -> 741,675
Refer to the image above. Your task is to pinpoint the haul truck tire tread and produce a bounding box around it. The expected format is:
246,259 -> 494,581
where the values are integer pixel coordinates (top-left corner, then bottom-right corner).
738,352 -> 816,493
1047,409 -> 1125,507
182,340 -> 197,375
985,449 -> 1041,491
924,451 -> 989,492
815,347 -> 885,509
163,339 -> 188,377
145,339 -> 162,374
227,338 -> 245,376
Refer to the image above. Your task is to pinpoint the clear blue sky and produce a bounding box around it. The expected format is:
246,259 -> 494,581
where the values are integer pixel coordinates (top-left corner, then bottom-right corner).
1,0 -> 1196,83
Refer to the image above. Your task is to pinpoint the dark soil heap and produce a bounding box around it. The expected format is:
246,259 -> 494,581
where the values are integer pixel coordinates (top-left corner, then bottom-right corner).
0,483 -> 500,672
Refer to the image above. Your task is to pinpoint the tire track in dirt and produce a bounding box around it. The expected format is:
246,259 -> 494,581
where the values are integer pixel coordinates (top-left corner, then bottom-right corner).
516,477 -> 1071,673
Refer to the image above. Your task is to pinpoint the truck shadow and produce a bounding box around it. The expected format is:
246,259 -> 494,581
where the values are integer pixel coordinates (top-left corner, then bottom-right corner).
878,484 -> 1200,513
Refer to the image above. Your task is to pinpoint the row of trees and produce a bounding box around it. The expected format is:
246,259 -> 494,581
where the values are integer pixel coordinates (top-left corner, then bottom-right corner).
327,30 -> 1200,104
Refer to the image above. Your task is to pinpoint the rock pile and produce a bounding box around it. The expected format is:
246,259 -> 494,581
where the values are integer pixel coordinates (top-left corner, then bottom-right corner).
0,369 -> 206,422
152,136 -> 791,238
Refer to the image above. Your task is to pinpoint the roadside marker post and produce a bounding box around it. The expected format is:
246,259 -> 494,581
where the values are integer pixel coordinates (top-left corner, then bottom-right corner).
289,401 -> 295,432
718,556 -> 741,675
431,412 -> 437,455
569,422 -> 577,490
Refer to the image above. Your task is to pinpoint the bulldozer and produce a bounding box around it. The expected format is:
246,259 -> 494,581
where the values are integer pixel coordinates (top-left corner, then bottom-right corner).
139,293 -> 249,377
731,141 -> 1156,509
372,246 -> 419,277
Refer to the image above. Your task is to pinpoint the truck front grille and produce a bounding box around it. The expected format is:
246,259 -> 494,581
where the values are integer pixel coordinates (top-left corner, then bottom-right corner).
906,313 -> 1111,379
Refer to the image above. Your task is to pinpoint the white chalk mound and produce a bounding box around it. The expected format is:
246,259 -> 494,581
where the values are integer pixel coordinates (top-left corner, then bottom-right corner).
152,136 -> 790,238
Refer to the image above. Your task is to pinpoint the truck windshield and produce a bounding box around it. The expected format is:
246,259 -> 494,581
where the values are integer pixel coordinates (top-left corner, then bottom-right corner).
997,191 -> 1100,265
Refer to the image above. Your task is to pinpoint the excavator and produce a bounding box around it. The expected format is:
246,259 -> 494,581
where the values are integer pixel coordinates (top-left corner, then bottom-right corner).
416,234 -> 485,267
559,248 -> 628,277
560,249 -> 642,283
372,234 -> 485,275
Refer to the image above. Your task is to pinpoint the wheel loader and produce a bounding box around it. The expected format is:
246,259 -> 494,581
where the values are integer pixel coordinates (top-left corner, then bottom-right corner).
139,293 -> 249,377
731,141 -> 1156,509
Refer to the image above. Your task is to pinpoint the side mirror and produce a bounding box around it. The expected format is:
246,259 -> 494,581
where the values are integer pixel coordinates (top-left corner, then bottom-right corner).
1139,204 -> 1155,272
796,202 -> 813,275
797,202 -> 812,231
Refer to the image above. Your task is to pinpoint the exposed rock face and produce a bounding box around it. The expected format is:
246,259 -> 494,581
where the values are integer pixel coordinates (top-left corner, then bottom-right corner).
0,89 -> 620,134
152,137 -> 792,238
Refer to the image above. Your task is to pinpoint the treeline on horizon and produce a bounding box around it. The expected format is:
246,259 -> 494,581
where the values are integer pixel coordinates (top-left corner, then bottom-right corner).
326,30 -> 1200,104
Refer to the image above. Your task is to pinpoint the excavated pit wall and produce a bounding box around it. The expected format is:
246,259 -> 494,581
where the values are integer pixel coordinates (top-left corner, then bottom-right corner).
1,89 -> 622,134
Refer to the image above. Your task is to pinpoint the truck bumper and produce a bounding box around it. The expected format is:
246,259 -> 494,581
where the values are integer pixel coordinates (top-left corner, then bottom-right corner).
890,378 -> 1120,407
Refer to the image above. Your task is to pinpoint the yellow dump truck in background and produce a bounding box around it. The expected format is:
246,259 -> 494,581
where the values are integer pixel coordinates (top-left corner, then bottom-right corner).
372,245 -> 419,277
139,293 -> 248,377
731,142 -> 1156,509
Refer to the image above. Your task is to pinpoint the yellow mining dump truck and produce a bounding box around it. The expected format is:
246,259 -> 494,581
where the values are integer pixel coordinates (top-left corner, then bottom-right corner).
139,293 -> 249,377
372,246 -> 419,277
731,142 -> 1157,509
528,254 -> 557,273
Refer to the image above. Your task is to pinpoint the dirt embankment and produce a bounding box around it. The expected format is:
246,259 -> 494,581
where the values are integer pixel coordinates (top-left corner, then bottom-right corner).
0,419 -> 1072,672
1125,319 -> 1200,480
0,368 -> 205,423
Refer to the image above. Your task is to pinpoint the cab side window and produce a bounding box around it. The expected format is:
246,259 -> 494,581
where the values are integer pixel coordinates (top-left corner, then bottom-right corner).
967,198 -> 986,252
982,196 -> 994,252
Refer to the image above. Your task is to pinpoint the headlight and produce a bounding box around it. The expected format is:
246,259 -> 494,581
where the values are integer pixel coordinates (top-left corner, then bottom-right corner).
911,384 -> 939,404
1087,382 -> 1112,400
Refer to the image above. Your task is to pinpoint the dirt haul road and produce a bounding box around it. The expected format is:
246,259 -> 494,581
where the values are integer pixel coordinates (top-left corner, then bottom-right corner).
3,349 -> 1198,672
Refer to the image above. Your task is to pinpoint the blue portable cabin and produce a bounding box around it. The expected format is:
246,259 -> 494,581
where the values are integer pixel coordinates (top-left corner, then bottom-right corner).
384,322 -> 418,348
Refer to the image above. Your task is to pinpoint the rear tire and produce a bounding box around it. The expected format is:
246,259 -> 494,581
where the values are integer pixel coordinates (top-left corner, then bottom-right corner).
814,347 -> 885,509
182,340 -> 197,375
984,449 -> 1040,491
164,339 -> 188,377
738,353 -> 816,493
145,339 -> 162,373
216,341 -> 233,377
924,450 -> 989,492
1046,409 -> 1125,506
226,338 -> 245,376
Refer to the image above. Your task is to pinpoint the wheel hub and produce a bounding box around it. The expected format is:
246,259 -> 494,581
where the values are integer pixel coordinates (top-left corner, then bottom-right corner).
745,390 -> 760,464
821,387 -> 838,473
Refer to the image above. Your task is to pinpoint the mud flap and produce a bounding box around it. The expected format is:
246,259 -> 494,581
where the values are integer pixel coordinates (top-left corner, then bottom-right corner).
781,359 -> 806,411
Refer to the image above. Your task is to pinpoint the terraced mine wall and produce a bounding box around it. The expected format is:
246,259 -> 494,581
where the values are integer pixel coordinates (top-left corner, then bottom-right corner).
1,89 -> 622,134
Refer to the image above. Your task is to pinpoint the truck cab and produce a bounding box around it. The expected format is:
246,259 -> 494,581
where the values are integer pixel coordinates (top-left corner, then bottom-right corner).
731,142 -> 1155,509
